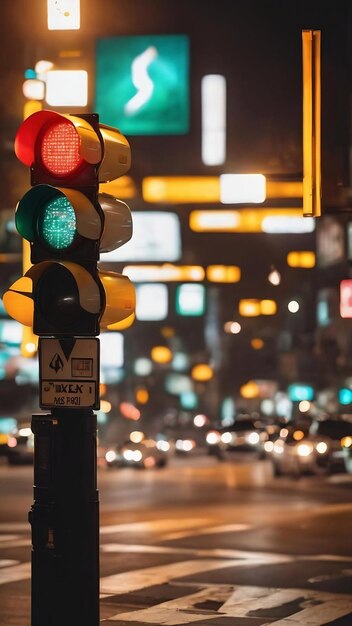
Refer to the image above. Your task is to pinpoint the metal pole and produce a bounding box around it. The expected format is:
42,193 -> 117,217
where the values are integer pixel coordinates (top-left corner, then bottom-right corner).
29,409 -> 100,626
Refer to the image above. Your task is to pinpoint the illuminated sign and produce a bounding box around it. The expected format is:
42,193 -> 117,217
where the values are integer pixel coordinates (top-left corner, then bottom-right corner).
136,284 -> 168,321
176,284 -> 205,316
100,212 -> 181,262
95,35 -> 189,135
340,279 -> 352,318
100,332 -> 123,368
288,384 -> 314,402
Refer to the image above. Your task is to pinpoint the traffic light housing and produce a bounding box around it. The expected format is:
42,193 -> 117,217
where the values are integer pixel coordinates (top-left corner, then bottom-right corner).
3,110 -> 135,336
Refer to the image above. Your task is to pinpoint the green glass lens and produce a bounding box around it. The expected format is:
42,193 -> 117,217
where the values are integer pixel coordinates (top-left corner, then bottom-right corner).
39,195 -> 76,250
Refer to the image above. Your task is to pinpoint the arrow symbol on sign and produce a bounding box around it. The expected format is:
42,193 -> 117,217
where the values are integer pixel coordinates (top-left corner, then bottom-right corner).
49,353 -> 64,373
124,46 -> 158,115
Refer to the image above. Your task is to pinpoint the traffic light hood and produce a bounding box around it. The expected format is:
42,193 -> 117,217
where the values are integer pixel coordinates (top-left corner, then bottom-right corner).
16,185 -> 102,245
14,111 -> 131,183
15,110 -> 103,169
99,194 -> 132,252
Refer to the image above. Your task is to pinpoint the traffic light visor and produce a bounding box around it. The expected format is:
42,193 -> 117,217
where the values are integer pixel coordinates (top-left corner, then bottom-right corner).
3,276 -> 34,326
16,185 -> 102,249
15,110 -> 102,173
99,272 -> 136,328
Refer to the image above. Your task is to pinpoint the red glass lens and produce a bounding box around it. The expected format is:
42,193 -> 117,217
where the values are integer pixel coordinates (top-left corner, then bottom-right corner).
40,121 -> 83,177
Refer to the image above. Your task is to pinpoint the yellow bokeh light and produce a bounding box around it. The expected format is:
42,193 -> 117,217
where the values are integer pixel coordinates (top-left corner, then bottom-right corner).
260,300 -> 277,315
293,430 -> 305,441
191,364 -> 213,382
161,326 -> 175,339
143,176 -> 302,204
206,265 -> 241,283
240,381 -> 259,399
251,338 -> 264,350
287,251 -> 316,268
239,300 -> 261,317
136,387 -> 149,404
151,346 -> 173,364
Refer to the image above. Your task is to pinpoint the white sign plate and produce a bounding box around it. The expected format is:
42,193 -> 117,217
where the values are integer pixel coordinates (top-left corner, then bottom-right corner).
39,338 -> 100,410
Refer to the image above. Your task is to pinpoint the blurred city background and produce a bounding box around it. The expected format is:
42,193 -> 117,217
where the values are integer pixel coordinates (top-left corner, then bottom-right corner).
0,0 -> 352,456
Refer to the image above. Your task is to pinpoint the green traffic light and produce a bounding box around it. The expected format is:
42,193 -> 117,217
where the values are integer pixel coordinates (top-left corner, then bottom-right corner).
39,195 -> 76,250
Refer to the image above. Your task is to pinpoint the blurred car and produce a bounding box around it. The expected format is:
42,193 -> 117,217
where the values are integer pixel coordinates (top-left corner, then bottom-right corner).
268,416 -> 352,477
105,437 -> 169,469
0,417 -> 18,458
6,424 -> 34,465
174,437 -> 197,455
205,416 -> 268,459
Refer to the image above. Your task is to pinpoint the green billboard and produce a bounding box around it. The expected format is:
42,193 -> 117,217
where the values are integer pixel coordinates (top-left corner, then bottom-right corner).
95,34 -> 189,135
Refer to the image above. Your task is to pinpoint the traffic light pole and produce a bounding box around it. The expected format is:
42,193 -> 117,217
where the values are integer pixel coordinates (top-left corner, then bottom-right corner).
29,409 -> 100,626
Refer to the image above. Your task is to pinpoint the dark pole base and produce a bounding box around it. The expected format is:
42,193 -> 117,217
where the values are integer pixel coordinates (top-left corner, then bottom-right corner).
29,411 -> 100,626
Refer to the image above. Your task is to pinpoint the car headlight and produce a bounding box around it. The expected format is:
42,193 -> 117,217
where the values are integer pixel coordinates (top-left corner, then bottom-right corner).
133,450 -> 143,462
315,441 -> 328,454
123,449 -> 134,461
220,431 -> 233,444
297,442 -> 314,457
156,440 -> 170,452
246,431 -> 260,445
341,436 -> 352,449
264,440 -> 274,453
206,431 -> 220,445
105,450 -> 118,463
273,440 -> 284,454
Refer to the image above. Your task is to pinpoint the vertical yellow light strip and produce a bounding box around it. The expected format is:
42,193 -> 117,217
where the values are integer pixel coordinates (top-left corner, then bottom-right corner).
302,30 -> 313,216
302,29 -> 321,217
314,31 -> 321,217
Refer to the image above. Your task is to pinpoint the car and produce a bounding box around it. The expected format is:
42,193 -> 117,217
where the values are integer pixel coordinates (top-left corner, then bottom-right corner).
268,416 -> 352,477
205,416 -> 269,459
105,437 -> 169,469
6,424 -> 34,465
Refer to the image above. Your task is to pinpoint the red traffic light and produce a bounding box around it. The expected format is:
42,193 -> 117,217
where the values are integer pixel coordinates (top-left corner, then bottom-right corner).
39,120 -> 83,176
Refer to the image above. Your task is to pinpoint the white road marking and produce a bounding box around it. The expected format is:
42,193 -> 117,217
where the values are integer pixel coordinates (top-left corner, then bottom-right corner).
108,584 -> 352,625
0,538 -> 30,549
0,523 -> 29,532
308,569 -> 352,583
1,518 -> 352,624
161,523 -> 251,541
0,534 -> 20,542
100,518 -> 216,536
100,559 -> 243,596
110,585 -> 230,624
101,543 -> 293,564
264,596 -> 352,625
0,562 -> 30,585
0,559 -> 18,568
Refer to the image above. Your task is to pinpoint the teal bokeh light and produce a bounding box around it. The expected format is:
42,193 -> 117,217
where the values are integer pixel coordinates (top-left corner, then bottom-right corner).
338,388 -> 352,405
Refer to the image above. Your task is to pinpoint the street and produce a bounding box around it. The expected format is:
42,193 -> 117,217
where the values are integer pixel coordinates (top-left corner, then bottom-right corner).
0,453 -> 351,625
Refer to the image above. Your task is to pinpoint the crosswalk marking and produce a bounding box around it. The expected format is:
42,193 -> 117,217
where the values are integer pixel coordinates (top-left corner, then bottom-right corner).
100,518 -> 216,536
0,559 -> 18,568
264,596 -> 352,625
100,558 -> 243,596
1,519 -> 352,624
101,542 -> 294,564
161,523 -> 251,541
0,562 -> 30,585
110,585 -> 230,624
108,584 -> 352,625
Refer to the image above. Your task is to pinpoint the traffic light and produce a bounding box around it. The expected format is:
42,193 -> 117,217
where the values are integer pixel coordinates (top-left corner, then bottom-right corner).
3,110 -> 135,336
